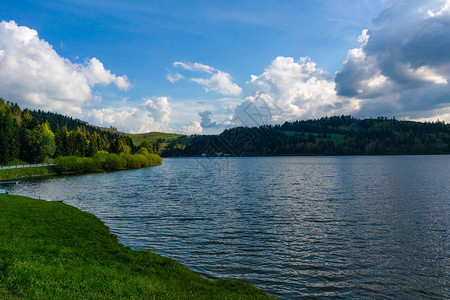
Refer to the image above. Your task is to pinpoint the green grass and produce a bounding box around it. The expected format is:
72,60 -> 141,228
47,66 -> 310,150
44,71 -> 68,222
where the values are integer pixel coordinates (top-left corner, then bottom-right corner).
127,132 -> 184,146
0,195 -> 273,299
0,159 -> 29,167
0,167 -> 57,181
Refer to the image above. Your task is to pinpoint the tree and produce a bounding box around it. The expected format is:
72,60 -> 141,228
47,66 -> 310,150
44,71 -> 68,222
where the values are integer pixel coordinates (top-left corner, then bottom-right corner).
67,128 -> 88,156
139,139 -> 154,153
111,136 -> 131,155
0,110 -> 15,164
24,121 -> 56,163
55,126 -> 69,156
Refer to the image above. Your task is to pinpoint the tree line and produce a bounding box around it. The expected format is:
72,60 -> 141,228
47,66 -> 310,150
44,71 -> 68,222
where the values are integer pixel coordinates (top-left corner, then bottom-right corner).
162,116 -> 450,156
0,99 -> 154,165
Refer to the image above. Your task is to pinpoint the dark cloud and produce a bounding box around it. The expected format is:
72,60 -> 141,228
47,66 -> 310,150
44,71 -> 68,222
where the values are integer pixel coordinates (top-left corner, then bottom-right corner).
335,0 -> 450,119
198,111 -> 218,128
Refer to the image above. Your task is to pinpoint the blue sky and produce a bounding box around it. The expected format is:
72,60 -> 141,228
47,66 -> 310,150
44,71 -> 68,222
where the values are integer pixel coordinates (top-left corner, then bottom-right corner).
1,0 -> 449,133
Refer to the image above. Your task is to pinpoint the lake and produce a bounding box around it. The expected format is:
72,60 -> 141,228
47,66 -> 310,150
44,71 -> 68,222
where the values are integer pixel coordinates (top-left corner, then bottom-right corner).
10,156 -> 450,298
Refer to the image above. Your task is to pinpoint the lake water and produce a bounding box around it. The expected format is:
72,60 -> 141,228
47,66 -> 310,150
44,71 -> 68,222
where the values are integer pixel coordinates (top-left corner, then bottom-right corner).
10,156 -> 450,298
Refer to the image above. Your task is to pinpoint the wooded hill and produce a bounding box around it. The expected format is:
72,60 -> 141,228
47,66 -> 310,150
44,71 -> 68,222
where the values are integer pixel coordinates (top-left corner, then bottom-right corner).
0,99 -> 137,164
162,116 -> 450,157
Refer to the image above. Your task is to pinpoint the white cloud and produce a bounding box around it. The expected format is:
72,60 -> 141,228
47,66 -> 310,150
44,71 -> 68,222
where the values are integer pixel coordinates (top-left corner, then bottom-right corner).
0,20 -> 130,114
231,56 -> 358,127
83,57 -> 131,90
173,61 -> 216,73
428,0 -> 450,17
172,61 -> 242,96
166,72 -> 185,83
179,121 -> 203,135
85,97 -> 171,133
191,71 -> 242,96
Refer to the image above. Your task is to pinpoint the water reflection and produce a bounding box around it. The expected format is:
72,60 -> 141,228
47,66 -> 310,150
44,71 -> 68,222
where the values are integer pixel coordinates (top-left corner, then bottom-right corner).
10,156 -> 450,299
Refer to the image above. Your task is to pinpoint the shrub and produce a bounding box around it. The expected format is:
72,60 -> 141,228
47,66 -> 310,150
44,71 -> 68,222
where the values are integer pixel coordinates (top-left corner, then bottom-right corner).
136,154 -> 149,167
146,154 -> 162,166
79,157 -> 102,173
137,148 -> 148,155
102,153 -> 125,171
122,154 -> 141,169
54,153 -> 162,174
54,156 -> 79,173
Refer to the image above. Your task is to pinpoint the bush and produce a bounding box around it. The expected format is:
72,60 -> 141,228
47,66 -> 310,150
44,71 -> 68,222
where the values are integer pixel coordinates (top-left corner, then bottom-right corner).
146,154 -> 163,166
79,157 -> 102,173
54,156 -> 79,173
102,154 -> 126,171
122,154 -> 141,169
136,154 -> 149,167
54,153 -> 162,174
137,148 -> 148,155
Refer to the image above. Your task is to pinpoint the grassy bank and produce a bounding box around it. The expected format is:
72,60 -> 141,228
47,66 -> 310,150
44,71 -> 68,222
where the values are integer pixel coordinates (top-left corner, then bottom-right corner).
0,195 -> 272,299
0,167 -> 57,181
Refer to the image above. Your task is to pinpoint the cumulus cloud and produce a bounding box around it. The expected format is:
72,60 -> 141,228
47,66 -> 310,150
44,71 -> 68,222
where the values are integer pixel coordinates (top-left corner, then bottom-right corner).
179,121 -> 203,135
85,97 -> 171,133
335,0 -> 450,118
83,57 -> 131,90
198,111 -> 218,128
0,20 -> 130,114
231,56 -> 357,127
191,71 -> 242,96
172,61 -> 242,96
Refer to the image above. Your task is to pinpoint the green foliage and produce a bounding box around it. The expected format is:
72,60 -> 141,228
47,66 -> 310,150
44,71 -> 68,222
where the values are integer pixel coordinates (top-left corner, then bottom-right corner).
139,139 -> 154,153
0,98 -> 136,165
122,154 -> 141,169
146,153 -> 163,165
1,158 -> 28,167
102,153 -> 126,171
163,116 -> 450,156
0,195 -> 271,299
137,147 -> 149,155
53,152 -> 161,174
0,166 -> 57,181
54,156 -> 103,173
109,136 -> 133,155
22,122 -> 56,163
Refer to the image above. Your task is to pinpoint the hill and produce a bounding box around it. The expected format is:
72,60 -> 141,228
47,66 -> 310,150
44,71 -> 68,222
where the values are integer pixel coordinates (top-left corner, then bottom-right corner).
30,109 -> 184,149
162,116 -> 450,157
30,110 -> 120,141
126,132 -> 183,145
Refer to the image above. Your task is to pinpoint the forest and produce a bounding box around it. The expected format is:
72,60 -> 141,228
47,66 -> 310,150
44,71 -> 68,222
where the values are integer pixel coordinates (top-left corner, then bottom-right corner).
0,98 -> 151,165
3,97 -> 450,162
162,116 -> 450,157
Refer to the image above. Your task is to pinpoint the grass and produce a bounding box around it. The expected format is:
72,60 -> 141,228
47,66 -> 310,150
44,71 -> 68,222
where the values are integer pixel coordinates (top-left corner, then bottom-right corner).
0,195 -> 273,299
127,132 -> 184,146
0,167 -> 57,181
0,159 -> 29,167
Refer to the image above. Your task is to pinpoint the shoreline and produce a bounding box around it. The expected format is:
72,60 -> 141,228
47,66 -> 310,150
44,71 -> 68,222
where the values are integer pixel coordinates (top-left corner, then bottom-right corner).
162,153 -> 450,158
0,162 -> 162,182
0,194 -> 272,299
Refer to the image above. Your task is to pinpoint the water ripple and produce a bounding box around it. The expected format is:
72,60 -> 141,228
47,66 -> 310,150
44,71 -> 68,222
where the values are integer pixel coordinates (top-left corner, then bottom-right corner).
10,156 -> 450,299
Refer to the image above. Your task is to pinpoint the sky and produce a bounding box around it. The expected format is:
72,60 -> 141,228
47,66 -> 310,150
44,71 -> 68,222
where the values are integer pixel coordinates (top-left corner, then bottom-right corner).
0,0 -> 449,134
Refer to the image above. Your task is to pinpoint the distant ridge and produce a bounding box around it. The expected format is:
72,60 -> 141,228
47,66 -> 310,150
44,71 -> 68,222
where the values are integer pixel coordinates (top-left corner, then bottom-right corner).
162,116 -> 450,157
30,110 -> 183,147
